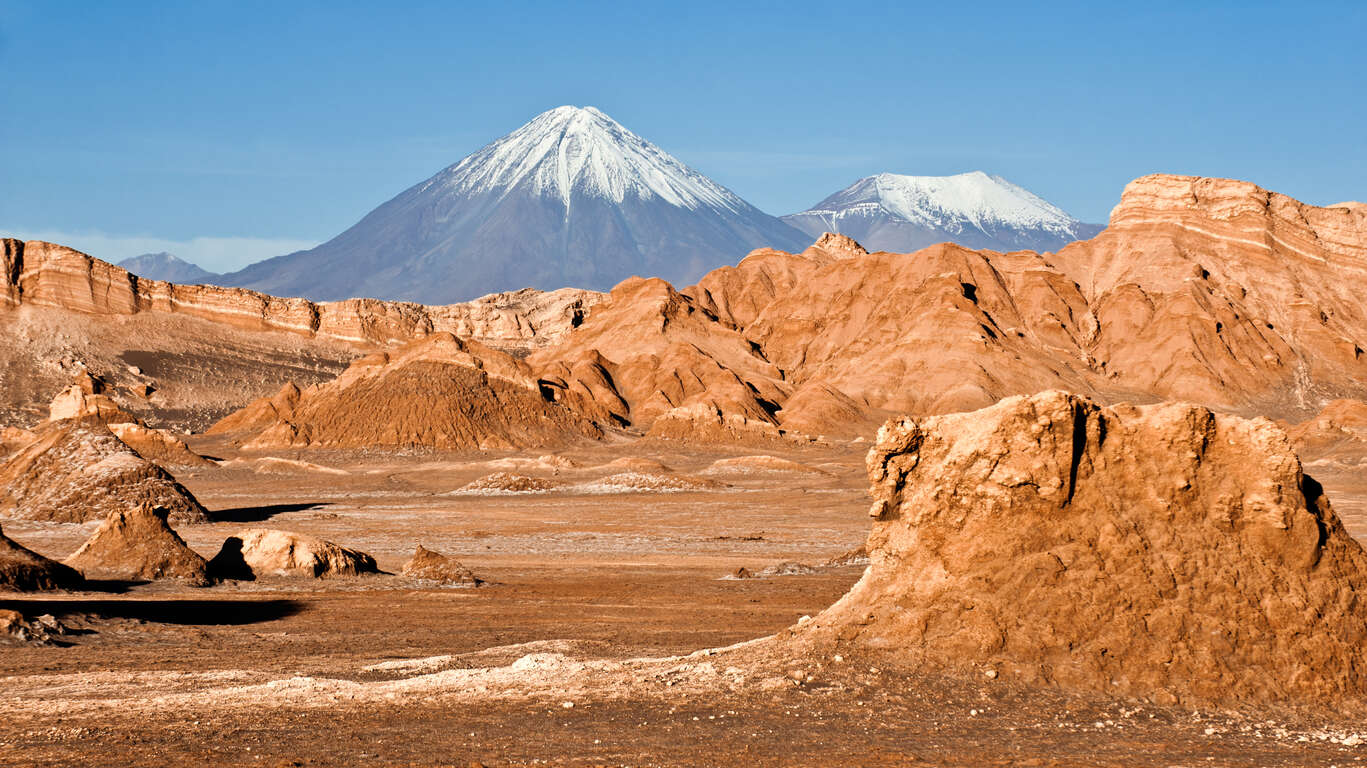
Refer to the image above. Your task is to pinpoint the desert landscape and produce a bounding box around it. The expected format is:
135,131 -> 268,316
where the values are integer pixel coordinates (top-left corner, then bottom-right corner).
3,4 -> 1366,763
2,168 -> 1367,765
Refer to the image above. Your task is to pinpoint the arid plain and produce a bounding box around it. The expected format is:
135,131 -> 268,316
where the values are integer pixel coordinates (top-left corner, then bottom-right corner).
4,175 -> 1367,766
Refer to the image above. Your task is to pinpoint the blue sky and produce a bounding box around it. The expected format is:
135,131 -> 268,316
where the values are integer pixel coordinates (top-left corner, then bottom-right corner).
2,0 -> 1364,271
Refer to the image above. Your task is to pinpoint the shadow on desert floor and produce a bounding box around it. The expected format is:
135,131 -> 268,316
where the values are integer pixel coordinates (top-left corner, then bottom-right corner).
209,501 -> 332,523
0,597 -> 307,625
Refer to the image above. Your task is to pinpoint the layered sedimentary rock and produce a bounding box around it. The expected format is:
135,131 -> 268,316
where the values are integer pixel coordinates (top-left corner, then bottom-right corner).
0,420 -> 209,524
218,333 -> 601,450
208,529 -> 378,579
795,391 -> 1367,707
0,239 -> 601,350
0,524 -> 82,591
42,385 -> 212,468
65,503 -> 210,584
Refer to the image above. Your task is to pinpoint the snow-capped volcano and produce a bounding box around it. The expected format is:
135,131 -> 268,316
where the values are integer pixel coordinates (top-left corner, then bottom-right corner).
439,106 -> 744,212
782,171 -> 1102,254
215,106 -> 807,303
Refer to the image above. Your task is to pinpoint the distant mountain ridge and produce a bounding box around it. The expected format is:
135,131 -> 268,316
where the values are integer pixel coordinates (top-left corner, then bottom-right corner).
116,252 -> 218,283
782,171 -> 1102,254
213,106 -> 809,303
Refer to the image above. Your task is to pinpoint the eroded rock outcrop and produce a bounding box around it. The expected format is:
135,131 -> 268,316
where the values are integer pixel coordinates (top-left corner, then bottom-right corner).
0,420 -> 209,524
207,529 -> 378,579
0,239 -> 602,350
65,503 -> 210,585
401,545 -> 483,586
797,391 -> 1367,707
0,524 -> 81,591
223,333 -> 601,450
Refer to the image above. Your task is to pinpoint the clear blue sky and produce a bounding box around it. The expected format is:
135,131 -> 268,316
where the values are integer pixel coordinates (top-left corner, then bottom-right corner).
2,0 -> 1364,271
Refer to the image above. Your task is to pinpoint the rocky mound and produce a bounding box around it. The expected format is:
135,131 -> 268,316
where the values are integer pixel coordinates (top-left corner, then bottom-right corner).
1288,399 -> 1367,457
0,609 -> 74,644
579,472 -> 725,493
0,523 -> 82,591
457,473 -> 562,494
0,420 -> 209,524
106,422 -> 214,468
401,545 -> 483,586
703,455 -> 826,475
208,529 -> 378,579
796,391 -> 1367,707
598,456 -> 673,473
224,333 -> 602,450
206,382 -> 301,437
48,385 -> 141,424
65,503 -> 210,585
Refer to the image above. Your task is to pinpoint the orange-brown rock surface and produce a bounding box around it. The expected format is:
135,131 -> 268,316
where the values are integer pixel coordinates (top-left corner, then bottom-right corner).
0,239 -> 601,430
105,422 -> 214,469
0,420 -> 209,524
0,239 -> 601,350
204,382 -> 301,437
208,529 -> 378,579
532,175 -> 1367,441
65,503 -> 211,585
0,523 -> 82,591
795,390 -> 1367,707
401,545 -> 483,586
220,333 -> 601,450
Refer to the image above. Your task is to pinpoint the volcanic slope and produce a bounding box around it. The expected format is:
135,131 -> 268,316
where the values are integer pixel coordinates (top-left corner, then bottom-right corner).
536,175 -> 1367,440
213,105 -> 809,303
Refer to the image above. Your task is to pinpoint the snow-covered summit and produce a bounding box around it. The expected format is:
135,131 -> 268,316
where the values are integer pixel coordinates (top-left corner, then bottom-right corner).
426,105 -> 746,213
783,172 -> 1100,254
808,171 -> 1081,236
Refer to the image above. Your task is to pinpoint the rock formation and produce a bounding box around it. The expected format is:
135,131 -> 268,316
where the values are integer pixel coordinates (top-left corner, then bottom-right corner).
204,382 -> 301,437
401,545 -> 483,586
0,239 -> 601,351
47,385 -> 141,424
207,529 -> 378,579
0,523 -> 82,591
220,333 -> 601,450
106,422 -> 214,468
65,503 -> 211,585
536,175 -> 1367,440
0,420 -> 209,524
796,391 -> 1367,707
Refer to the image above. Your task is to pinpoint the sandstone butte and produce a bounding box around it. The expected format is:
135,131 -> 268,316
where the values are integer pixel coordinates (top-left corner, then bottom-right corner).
5,173 -> 1367,447
785,390 -> 1367,708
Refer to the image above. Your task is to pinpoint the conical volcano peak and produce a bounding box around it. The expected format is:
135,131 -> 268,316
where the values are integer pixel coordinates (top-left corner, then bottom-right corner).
430,105 -> 746,212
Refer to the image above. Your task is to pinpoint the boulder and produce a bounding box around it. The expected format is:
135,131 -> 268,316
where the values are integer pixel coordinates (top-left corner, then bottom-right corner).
401,546 -> 483,586
798,390 -> 1367,707
208,529 -> 378,579
64,503 -> 210,585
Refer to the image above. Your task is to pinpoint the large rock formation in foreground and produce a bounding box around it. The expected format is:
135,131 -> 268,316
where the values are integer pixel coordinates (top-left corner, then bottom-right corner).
0,524 -> 81,591
0,420 -> 209,524
65,503 -> 210,585
216,333 -> 601,450
797,391 -> 1367,707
